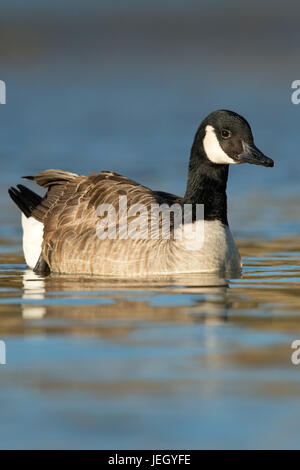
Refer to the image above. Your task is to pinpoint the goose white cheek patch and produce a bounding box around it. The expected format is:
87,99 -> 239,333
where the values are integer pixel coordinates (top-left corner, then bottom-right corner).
203,125 -> 237,164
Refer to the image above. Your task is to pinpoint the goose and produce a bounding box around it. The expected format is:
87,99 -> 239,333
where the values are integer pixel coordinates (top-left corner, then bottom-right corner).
9,110 -> 274,277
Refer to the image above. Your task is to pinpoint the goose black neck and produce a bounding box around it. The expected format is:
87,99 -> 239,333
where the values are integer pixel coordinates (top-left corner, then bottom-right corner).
183,140 -> 229,226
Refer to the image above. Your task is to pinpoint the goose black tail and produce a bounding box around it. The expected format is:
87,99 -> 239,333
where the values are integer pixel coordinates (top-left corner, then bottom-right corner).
8,184 -> 42,218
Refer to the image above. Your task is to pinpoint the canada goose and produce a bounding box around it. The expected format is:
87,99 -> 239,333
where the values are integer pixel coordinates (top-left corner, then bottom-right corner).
9,110 -> 274,277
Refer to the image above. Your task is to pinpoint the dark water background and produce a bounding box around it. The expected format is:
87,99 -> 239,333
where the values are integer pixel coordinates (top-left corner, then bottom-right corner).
1,0 -> 300,449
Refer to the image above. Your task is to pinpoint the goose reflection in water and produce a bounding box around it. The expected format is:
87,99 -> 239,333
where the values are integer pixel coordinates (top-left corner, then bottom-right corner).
21,269 -> 238,330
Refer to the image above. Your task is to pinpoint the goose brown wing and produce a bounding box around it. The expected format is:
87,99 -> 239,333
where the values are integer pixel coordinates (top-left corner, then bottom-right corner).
24,169 -> 80,223
26,170 -> 181,273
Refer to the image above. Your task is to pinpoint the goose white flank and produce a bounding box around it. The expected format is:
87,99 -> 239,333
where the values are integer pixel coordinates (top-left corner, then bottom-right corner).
9,110 -> 274,277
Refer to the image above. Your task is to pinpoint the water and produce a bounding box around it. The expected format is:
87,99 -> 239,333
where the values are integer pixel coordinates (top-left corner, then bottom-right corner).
1,0 -> 300,450
1,238 -> 300,449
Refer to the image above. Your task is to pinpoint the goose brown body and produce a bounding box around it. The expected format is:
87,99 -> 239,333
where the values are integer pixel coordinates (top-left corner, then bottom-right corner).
27,169 -> 240,276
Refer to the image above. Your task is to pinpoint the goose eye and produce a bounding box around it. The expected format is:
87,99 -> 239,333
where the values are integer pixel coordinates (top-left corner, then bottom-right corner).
221,129 -> 231,139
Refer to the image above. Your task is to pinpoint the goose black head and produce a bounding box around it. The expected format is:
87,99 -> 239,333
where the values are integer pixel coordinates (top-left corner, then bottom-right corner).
193,109 -> 274,168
